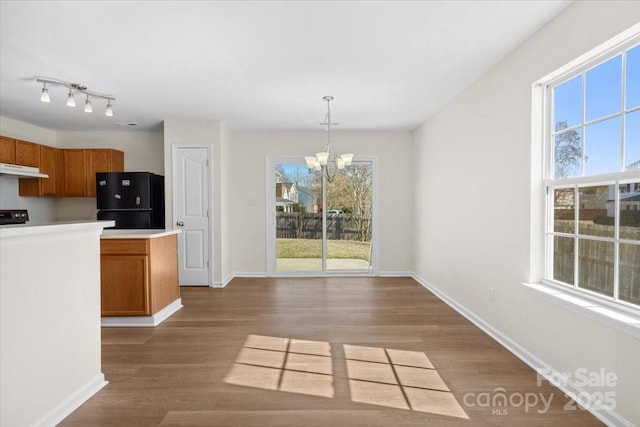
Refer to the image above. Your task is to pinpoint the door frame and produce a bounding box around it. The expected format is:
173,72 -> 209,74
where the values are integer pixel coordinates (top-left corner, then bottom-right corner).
266,155 -> 379,277
172,144 -> 213,286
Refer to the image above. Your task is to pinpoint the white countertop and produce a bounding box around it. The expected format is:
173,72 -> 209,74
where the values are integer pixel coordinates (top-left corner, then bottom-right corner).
100,229 -> 182,239
0,220 -> 115,238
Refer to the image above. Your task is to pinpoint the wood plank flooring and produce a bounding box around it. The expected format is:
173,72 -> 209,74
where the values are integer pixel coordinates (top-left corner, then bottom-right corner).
61,277 -> 603,426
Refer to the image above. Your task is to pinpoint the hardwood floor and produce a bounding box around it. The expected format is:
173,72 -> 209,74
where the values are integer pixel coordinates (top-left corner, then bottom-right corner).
61,277 -> 603,426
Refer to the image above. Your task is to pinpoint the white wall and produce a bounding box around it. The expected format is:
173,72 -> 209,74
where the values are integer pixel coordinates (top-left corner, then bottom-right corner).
413,1 -> 640,424
230,130 -> 413,275
0,116 -> 58,147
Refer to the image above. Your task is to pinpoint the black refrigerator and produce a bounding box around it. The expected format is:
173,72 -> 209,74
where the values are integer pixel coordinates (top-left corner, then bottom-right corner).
96,172 -> 165,229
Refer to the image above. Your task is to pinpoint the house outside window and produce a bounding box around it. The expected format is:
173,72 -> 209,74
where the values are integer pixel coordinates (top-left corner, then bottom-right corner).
544,37 -> 640,308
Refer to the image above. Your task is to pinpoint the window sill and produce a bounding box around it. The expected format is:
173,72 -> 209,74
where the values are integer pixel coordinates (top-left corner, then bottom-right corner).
523,282 -> 640,340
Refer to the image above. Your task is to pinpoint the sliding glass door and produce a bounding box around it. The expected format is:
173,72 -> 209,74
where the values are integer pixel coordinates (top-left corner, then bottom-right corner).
269,158 -> 374,274
325,162 -> 372,271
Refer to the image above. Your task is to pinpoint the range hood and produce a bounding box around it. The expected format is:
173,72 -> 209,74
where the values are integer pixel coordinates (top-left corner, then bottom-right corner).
0,163 -> 49,178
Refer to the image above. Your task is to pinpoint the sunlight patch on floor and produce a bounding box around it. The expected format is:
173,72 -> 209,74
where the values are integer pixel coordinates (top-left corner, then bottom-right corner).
344,344 -> 468,419
224,335 -> 335,398
223,335 -> 468,419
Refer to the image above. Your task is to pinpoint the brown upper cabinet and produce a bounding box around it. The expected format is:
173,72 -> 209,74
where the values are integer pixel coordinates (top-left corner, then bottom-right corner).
63,149 -> 88,197
64,148 -> 124,197
86,149 -> 125,197
15,140 -> 53,197
19,145 -> 64,197
1,135 -> 126,198
15,140 -> 39,167
0,136 -> 16,164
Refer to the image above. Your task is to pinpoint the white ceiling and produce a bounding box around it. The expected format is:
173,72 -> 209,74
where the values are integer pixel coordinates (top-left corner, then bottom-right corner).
0,1 -> 570,132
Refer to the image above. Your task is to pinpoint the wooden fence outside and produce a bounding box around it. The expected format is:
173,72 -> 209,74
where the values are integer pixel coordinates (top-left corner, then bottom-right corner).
276,213 -> 372,242
553,222 -> 639,304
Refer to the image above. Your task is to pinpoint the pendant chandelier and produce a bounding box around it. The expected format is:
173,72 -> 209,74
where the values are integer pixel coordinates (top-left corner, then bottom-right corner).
305,96 -> 353,183
36,77 -> 115,117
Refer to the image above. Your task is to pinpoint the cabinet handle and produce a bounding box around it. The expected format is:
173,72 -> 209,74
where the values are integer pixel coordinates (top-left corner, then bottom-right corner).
176,221 -> 184,227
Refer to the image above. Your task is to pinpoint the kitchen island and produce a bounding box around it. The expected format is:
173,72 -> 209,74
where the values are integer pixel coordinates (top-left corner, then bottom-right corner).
0,220 -> 114,427
100,229 -> 182,327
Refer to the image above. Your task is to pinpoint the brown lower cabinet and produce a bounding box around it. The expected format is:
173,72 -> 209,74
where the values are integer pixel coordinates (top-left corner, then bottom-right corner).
100,234 -> 179,316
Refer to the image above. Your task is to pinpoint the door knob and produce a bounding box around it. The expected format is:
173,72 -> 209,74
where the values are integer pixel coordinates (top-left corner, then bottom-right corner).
177,221 -> 184,227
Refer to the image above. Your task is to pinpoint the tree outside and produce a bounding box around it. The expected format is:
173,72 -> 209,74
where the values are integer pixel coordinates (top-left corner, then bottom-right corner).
554,120 -> 582,178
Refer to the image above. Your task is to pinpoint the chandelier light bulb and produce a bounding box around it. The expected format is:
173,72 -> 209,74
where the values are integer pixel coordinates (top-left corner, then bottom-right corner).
316,152 -> 329,166
40,84 -> 50,103
105,101 -> 113,117
340,153 -> 353,167
66,91 -> 76,107
305,156 -> 318,169
84,96 -> 93,113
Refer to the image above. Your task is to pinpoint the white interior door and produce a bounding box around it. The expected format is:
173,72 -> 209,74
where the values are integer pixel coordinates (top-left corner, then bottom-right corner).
174,146 -> 211,285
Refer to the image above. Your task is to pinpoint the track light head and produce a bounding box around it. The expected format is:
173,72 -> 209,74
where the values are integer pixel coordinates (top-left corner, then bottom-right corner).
84,96 -> 93,113
40,83 -> 50,103
105,101 -> 113,117
66,90 -> 76,107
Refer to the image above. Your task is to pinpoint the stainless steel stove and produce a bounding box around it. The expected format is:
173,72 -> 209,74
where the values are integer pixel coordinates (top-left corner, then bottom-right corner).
0,209 -> 29,225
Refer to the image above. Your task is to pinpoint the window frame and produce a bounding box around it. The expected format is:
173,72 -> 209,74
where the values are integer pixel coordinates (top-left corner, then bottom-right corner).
527,23 -> 640,339
544,38 -> 640,309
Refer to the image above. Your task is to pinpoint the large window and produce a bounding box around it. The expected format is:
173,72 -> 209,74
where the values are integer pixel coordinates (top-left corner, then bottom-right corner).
545,39 -> 640,309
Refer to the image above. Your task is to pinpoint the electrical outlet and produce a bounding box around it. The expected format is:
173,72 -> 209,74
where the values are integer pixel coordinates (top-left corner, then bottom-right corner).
489,288 -> 495,303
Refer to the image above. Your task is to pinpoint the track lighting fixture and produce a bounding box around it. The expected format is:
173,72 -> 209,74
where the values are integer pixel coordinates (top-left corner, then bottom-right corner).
37,77 -> 115,117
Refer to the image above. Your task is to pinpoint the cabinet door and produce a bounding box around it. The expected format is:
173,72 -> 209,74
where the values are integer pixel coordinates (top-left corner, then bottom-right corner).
39,146 -> 60,196
100,254 -> 150,316
20,145 -> 64,197
87,149 -> 111,197
15,140 -> 39,167
111,149 -> 124,172
63,149 -> 87,197
17,144 -> 42,196
0,136 -> 16,164
55,148 -> 65,196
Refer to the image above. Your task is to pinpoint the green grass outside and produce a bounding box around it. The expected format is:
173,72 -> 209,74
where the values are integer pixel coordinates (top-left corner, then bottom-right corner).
277,238 -> 371,261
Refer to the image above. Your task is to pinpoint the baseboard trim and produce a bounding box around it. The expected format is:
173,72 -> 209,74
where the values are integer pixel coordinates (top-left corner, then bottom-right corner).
231,271 -> 412,278
410,273 -> 633,427
33,373 -> 107,427
378,270 -> 413,277
101,298 -> 183,327
211,275 -> 234,288
233,272 -> 268,278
